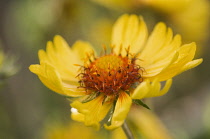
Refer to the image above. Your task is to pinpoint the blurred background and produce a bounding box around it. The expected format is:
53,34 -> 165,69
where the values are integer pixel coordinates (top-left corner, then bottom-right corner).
0,0 -> 209,139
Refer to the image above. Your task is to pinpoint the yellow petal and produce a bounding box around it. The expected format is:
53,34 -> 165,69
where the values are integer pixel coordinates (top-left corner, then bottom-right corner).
144,79 -> 161,98
111,14 -> 148,56
131,79 -> 172,99
71,108 -> 85,122
178,58 -> 203,75
152,42 -> 198,81
139,23 -> 183,67
34,35 -> 96,94
71,94 -> 112,130
150,34 -> 181,63
131,80 -> 150,99
145,79 -> 172,98
142,51 -> 179,78
38,49 -> 48,62
104,92 -> 132,130
140,22 -> 168,61
62,82 -> 86,97
29,62 -> 85,96
72,40 -> 96,62
177,42 -> 196,62
140,34 -> 181,67
52,36 -> 80,80
37,36 -> 78,82
29,62 -> 65,95
138,25 -> 184,80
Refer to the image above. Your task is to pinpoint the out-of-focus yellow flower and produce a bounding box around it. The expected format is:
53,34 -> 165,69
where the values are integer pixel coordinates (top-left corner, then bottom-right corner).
139,0 -> 210,45
170,0 -> 210,44
129,107 -> 173,139
139,0 -> 191,13
110,127 -> 127,139
111,107 -> 173,139
29,14 -> 202,130
91,0 -> 134,11
43,121 -> 106,139
87,18 -> 112,49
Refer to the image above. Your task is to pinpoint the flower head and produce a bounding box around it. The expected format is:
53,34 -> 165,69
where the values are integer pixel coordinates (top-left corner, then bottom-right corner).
139,0 -> 210,44
43,121 -> 105,139
112,107 -> 173,139
29,14 -> 202,130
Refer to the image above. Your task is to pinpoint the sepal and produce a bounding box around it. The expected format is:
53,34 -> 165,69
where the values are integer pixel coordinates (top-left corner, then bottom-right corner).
133,99 -> 151,110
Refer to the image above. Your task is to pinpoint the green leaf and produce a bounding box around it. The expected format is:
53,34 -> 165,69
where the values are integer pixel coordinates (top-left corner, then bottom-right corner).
133,99 -> 151,110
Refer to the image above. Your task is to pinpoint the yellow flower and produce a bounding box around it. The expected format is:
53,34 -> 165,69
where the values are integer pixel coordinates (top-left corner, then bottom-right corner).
139,0 -> 191,13
128,107 -> 173,139
139,0 -> 210,45
29,14 -> 202,130
111,107 -> 173,139
91,0 -> 133,11
43,121 -> 106,139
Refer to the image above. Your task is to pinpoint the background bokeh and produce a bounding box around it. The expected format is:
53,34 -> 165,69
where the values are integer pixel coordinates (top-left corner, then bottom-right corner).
0,0 -> 209,139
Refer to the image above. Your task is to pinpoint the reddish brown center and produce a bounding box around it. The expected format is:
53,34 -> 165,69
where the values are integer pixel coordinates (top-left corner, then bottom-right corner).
78,54 -> 142,96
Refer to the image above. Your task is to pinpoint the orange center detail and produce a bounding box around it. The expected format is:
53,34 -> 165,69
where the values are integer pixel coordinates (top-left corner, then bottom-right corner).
78,54 -> 142,96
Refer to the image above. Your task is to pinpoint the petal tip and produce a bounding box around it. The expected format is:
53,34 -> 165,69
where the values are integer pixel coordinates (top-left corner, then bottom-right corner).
29,64 -> 39,73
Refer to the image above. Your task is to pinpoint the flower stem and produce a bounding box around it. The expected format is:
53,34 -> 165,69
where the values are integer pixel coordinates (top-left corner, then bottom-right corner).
122,121 -> 134,139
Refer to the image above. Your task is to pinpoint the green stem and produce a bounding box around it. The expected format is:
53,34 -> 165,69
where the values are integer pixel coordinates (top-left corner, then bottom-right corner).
122,121 -> 134,139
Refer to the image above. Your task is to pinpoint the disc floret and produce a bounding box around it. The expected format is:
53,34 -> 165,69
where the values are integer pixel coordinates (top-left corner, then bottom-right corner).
78,48 -> 143,97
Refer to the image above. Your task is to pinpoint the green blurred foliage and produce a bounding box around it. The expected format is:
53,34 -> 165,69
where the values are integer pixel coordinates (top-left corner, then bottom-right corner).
0,0 -> 209,139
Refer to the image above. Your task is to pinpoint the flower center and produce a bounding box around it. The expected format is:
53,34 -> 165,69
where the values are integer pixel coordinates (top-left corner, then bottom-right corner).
95,55 -> 123,71
78,51 -> 143,96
